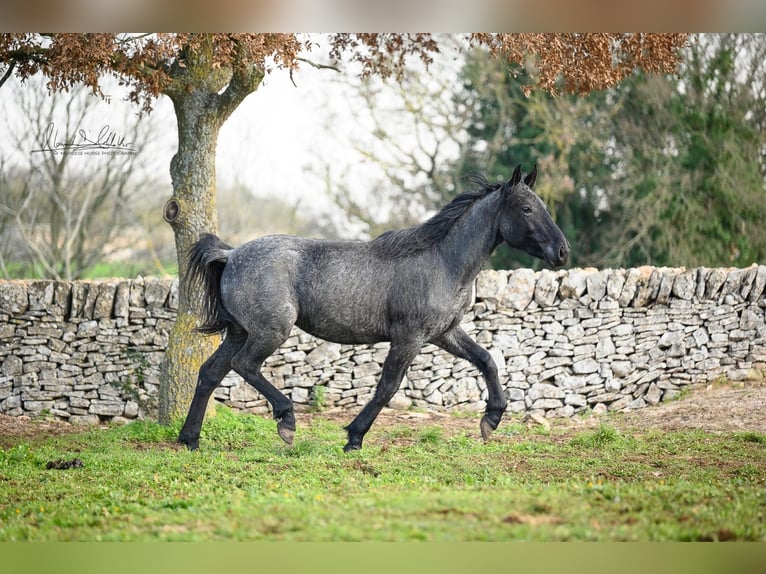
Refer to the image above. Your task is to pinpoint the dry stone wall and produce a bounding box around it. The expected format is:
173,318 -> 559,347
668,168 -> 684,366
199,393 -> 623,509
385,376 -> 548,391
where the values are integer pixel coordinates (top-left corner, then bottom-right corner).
1,265 -> 765,424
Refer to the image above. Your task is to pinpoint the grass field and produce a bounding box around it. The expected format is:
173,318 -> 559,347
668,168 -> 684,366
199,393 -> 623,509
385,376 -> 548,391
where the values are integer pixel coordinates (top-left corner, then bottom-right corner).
0,404 -> 764,541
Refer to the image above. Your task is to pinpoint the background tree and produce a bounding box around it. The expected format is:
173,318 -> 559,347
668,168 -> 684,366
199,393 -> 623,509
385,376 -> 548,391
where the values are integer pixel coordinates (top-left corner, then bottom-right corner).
0,32 -> 687,423
596,33 -> 766,267
0,75 -> 153,279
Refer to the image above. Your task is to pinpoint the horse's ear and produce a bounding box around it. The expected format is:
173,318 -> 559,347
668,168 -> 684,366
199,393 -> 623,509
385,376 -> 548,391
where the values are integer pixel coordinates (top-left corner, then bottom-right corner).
510,164 -> 522,187
524,164 -> 537,188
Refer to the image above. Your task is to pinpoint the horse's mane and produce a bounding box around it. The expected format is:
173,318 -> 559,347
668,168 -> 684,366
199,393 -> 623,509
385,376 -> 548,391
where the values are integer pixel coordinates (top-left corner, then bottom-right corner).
371,174 -> 503,258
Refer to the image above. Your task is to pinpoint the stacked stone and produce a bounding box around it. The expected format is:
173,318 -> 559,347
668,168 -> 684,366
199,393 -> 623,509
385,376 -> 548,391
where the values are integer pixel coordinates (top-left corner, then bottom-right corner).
472,265 -> 766,417
0,278 -> 176,423
2,265 -> 765,423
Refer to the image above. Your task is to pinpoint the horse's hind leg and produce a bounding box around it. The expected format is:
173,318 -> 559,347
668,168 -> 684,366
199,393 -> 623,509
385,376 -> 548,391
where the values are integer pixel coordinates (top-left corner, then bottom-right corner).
178,328 -> 247,450
344,339 -> 422,452
434,327 -> 506,442
231,334 -> 296,445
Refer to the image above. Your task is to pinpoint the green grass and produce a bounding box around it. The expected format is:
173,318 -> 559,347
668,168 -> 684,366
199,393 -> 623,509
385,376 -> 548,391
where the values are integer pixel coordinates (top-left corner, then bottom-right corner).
0,406 -> 764,541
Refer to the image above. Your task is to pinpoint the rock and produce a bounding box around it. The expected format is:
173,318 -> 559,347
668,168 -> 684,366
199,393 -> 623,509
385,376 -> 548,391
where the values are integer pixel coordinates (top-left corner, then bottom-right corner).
672,269 -> 697,300
534,269 -> 559,307
527,383 -> 565,401
387,390 -> 412,410
559,269 -> 588,300
144,279 -> 170,307
476,269 -> 507,303
611,360 -> 632,378
658,331 -> 683,348
645,382 -> 662,405
502,269 -> 536,311
595,336 -> 615,359
564,393 -> 587,407
93,282 -> 116,319
592,403 -> 608,416
307,342 -> 342,366
528,412 -> 550,429
586,270 -> 609,302
0,282 -> 29,314
572,358 -> 599,374
606,269 -> 625,301
89,401 -> 124,416
2,355 -> 23,376
618,268 -> 641,306
704,268 -> 729,300
748,265 -> 766,301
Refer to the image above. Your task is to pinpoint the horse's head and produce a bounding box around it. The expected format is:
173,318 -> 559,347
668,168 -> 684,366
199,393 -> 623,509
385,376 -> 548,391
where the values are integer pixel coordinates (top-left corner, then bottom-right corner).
497,164 -> 570,267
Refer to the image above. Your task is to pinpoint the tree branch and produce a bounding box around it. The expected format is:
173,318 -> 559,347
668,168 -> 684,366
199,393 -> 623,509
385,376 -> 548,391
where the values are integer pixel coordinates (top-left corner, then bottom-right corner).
0,61 -> 16,89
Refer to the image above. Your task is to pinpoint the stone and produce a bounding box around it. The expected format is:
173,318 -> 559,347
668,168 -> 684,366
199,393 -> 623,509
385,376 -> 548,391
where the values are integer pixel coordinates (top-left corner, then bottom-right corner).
658,331 -> 684,348
672,269 -> 697,300
2,355 -> 23,376
528,412 -> 550,429
704,268 -> 729,300
502,269 -> 536,311
586,270 -> 609,302
532,398 -> 563,410
476,269 -> 507,303
595,336 -> 615,359
0,282 -> 29,314
747,266 -> 766,302
618,268 -> 641,307
144,279 -> 170,307
71,414 -> 101,425
606,270 -> 625,301
534,270 -> 559,307
645,382 -> 662,405
114,282 -> 131,319
564,393 -> 587,407
93,283 -> 117,319
28,281 -> 55,311
559,269 -> 588,300
387,390 -> 412,410
307,342 -> 342,366
123,400 -> 140,418
592,403 -> 608,416
572,358 -> 599,374
527,382 -> 565,401
611,361 -> 632,378
291,387 -> 309,404
89,401 -> 124,416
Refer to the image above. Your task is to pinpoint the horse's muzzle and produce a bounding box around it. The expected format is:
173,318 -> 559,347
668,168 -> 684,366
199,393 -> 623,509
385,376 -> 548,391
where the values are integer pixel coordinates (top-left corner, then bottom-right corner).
549,240 -> 570,267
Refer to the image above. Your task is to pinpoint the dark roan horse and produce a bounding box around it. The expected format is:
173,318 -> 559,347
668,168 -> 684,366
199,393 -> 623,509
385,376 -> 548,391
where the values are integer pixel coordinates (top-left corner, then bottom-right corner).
178,165 -> 570,451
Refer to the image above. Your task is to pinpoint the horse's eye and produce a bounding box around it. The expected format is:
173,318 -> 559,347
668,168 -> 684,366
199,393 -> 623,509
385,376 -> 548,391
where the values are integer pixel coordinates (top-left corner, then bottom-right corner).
521,205 -> 533,215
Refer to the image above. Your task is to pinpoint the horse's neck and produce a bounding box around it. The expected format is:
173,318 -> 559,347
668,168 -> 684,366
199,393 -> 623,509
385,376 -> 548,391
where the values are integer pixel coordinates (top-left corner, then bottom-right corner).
437,193 -> 501,286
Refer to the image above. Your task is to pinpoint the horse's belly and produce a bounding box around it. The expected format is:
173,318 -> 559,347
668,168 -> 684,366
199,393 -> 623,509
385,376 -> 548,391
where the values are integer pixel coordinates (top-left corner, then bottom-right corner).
296,316 -> 387,345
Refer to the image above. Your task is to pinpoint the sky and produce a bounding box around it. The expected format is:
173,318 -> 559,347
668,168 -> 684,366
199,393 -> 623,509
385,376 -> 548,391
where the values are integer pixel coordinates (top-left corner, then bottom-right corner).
0,46 -> 372,216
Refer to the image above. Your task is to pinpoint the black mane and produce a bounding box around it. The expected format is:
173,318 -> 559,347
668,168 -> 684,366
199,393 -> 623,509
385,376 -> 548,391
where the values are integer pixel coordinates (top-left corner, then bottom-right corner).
371,175 -> 503,258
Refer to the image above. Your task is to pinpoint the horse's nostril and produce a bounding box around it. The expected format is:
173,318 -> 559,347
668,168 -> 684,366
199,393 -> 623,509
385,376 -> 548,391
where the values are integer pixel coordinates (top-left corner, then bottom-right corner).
559,244 -> 569,263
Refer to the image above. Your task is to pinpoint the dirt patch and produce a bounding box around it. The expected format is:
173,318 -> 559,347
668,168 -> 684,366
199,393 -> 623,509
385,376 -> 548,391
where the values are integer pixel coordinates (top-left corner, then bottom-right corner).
1,381 -> 764,448
301,380 -> 766,438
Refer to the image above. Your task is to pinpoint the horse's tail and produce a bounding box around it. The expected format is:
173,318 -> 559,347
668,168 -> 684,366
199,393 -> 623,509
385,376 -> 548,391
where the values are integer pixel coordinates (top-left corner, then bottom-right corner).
184,233 -> 235,335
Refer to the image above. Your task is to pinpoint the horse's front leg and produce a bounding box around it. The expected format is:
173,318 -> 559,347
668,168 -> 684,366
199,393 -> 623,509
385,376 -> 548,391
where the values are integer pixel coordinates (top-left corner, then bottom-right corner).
344,340 -> 422,452
433,327 -> 506,441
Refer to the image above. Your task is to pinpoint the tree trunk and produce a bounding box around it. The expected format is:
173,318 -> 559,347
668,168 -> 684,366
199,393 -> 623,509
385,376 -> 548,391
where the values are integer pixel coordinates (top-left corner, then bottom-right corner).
157,46 -> 264,424
158,87 -> 224,423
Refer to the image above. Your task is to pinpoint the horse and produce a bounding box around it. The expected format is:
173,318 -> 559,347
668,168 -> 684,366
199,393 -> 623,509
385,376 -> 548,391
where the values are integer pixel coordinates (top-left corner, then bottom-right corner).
178,164 -> 570,451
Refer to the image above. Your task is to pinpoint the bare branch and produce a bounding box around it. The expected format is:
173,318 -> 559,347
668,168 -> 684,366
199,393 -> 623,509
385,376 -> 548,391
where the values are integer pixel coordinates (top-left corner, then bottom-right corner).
0,61 -> 16,88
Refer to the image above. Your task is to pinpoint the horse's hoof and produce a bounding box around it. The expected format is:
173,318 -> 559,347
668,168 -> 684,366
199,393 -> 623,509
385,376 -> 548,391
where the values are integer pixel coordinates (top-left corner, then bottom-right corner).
178,436 -> 199,451
480,417 -> 495,442
343,441 -> 362,453
278,424 -> 295,446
